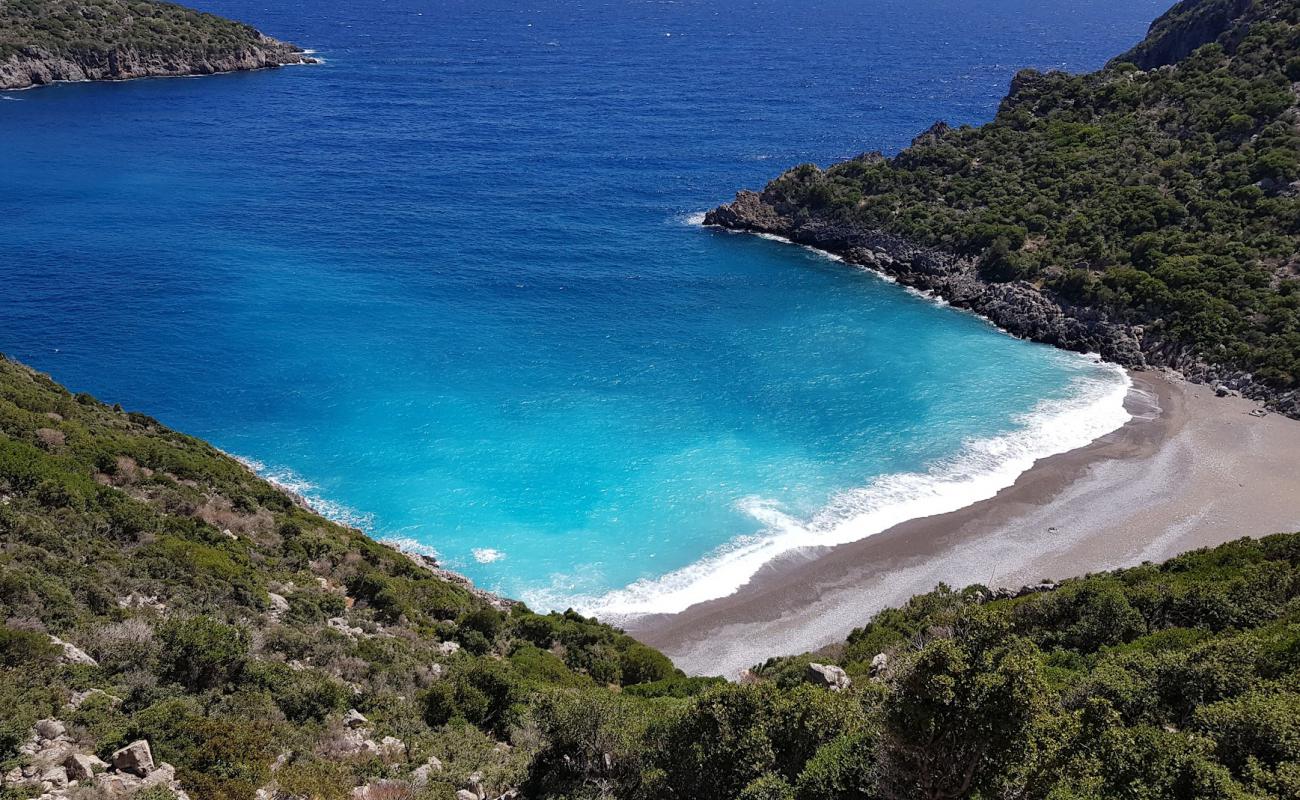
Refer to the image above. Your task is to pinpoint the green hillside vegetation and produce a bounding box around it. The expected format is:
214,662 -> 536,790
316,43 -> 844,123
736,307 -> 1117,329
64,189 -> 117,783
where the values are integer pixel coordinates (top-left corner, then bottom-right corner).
747,0 -> 1300,391
0,0 -> 282,61
4,356 -> 1300,800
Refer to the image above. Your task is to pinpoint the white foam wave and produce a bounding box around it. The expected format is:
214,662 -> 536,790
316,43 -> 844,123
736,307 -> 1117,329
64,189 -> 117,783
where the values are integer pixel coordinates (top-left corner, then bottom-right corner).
681,211 -> 707,226
382,536 -> 440,560
571,360 -> 1133,620
234,455 -> 375,531
473,547 -> 506,564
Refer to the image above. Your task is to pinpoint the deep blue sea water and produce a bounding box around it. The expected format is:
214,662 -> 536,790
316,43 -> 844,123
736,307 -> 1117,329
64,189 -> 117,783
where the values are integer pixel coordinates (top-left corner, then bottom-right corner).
1,0 -> 1166,616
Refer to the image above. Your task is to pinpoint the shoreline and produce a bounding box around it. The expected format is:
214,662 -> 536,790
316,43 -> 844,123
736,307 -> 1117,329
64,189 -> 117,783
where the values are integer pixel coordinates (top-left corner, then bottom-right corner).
628,371 -> 1300,676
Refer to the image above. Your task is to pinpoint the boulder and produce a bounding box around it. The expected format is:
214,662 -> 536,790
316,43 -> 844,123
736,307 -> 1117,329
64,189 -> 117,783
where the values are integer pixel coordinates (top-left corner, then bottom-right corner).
375,736 -> 404,759
49,636 -> 97,667
64,753 -> 103,782
95,770 -> 144,798
110,740 -> 154,777
806,662 -> 852,692
870,653 -> 889,677
267,592 -> 290,616
342,709 -> 369,729
456,792 -> 479,800
437,641 -> 461,657
411,756 -> 444,786
38,764 -> 68,788
35,719 -> 67,741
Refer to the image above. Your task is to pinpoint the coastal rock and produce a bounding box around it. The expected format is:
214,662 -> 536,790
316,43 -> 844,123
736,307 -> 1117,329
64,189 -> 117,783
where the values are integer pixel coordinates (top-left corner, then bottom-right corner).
110,740 -> 154,777
0,36 -> 316,91
806,662 -> 852,691
704,187 -> 1299,420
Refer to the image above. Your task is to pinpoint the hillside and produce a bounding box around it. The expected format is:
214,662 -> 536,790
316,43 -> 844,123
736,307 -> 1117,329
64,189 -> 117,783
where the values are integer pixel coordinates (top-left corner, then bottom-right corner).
0,0 -> 313,90
2,354 -> 1300,799
706,0 -> 1300,418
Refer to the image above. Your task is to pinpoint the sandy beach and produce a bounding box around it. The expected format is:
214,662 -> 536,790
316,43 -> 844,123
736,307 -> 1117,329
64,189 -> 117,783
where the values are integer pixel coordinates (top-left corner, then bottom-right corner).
629,372 -> 1300,677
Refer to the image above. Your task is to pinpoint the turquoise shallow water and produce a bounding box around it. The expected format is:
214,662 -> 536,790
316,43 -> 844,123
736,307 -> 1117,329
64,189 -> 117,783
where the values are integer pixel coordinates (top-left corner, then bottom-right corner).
0,0 -> 1163,616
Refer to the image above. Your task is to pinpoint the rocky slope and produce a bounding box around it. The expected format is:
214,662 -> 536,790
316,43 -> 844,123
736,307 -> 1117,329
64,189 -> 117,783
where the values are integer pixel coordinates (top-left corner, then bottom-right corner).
706,0 -> 1300,419
705,186 -> 1295,415
0,0 -> 314,90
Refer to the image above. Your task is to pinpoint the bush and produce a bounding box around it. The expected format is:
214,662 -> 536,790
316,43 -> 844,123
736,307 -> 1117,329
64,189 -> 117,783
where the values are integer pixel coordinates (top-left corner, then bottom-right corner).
156,616 -> 248,692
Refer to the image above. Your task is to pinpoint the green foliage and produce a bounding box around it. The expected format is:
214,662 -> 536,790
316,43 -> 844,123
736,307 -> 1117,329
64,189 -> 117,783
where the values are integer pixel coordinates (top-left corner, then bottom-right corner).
750,0 -> 1300,391
0,0 -> 277,61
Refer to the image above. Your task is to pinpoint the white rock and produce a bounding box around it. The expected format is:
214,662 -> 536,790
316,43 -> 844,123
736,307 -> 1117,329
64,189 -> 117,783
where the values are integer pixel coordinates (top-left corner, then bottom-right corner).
806,662 -> 852,692
64,753 -> 100,782
48,636 -> 97,667
267,592 -> 290,616
342,709 -> 369,729
437,641 -> 461,656
35,719 -> 67,741
110,740 -> 154,777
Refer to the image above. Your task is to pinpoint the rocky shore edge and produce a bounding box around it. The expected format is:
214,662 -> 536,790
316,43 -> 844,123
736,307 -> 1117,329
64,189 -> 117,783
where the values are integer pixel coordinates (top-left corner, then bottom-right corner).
0,35 -> 315,91
704,188 -> 1300,420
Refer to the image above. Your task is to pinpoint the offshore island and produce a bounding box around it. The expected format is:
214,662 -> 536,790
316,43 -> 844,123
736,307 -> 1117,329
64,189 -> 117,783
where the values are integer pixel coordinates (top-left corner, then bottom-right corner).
3,0 -> 1300,799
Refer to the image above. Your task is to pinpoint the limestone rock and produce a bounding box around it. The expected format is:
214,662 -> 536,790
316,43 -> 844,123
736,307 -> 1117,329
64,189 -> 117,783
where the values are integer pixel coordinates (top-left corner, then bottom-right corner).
870,653 -> 890,679
267,592 -> 290,616
342,709 -> 369,729
437,640 -> 461,656
806,662 -> 852,692
411,755 -> 443,786
456,791 -> 479,800
48,636 -> 97,667
35,719 -> 67,741
110,740 -> 154,777
63,753 -> 103,782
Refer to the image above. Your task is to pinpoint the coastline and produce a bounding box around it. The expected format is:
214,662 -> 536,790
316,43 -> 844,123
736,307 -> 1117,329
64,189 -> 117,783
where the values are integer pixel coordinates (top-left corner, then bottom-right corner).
629,371 -> 1300,676
0,41 -> 316,92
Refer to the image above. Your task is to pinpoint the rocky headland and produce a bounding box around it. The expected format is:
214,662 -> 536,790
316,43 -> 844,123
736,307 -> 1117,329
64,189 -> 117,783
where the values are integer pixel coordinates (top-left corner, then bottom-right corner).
705,0 -> 1300,420
704,188 -> 1299,419
0,0 -> 314,90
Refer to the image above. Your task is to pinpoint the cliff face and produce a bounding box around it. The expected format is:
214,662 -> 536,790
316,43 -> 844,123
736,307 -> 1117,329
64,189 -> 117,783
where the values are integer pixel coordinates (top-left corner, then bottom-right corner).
0,35 -> 312,90
1110,0 -> 1254,69
0,0 -> 315,90
704,190 -> 1149,367
706,0 -> 1300,420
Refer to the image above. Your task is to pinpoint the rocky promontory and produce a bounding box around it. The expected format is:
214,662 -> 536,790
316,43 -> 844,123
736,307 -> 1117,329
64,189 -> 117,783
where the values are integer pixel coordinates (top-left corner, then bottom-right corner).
705,0 -> 1300,420
0,0 -> 315,90
705,187 -> 1299,419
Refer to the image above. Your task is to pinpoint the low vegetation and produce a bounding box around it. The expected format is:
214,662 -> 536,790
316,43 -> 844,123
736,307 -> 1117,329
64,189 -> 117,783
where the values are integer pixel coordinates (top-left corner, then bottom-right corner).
1,0 -> 287,62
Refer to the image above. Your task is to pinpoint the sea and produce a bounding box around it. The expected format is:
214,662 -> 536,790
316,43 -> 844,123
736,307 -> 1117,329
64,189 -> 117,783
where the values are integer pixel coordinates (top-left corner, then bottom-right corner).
0,0 -> 1168,619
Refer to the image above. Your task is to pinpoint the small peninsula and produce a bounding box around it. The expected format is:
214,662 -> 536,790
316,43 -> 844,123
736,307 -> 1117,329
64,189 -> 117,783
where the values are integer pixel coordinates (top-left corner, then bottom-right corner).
707,0 -> 1300,418
0,0 -> 314,90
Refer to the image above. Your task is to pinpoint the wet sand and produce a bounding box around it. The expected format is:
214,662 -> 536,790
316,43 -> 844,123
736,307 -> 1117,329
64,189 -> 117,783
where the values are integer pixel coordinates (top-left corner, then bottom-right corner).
629,372 -> 1300,676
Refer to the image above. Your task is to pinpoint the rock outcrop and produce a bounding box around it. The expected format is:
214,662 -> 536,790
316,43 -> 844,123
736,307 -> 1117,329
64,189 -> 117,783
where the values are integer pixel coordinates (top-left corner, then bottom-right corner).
704,189 -> 1299,419
0,35 -> 315,91
1,722 -> 190,800
806,662 -> 852,691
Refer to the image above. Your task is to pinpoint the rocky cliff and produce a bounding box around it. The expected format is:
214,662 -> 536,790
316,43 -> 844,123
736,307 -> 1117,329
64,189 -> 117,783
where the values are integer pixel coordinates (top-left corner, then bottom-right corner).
706,0 -> 1300,419
0,0 -> 314,90
0,36 -> 312,90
